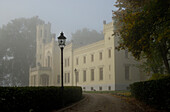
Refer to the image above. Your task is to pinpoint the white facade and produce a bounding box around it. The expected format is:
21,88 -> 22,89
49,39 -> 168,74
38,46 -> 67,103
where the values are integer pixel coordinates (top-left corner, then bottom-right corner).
29,20 -> 146,91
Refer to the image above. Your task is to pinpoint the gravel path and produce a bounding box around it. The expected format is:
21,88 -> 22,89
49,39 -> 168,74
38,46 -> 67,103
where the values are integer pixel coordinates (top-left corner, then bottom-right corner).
57,93 -> 142,112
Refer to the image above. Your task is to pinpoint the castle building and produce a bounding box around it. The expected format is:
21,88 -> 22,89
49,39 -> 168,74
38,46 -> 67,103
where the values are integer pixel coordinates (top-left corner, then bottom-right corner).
29,20 -> 146,91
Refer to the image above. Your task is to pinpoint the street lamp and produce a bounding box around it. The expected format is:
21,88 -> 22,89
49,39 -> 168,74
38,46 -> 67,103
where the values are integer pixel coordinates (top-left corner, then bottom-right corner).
58,32 -> 66,88
74,68 -> 77,86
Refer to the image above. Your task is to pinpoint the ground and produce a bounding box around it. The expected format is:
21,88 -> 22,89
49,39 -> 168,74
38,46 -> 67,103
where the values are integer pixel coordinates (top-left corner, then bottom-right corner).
55,93 -> 143,112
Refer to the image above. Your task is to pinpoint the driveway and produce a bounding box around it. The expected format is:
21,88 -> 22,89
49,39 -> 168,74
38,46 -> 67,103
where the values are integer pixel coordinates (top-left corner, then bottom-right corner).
56,93 -> 142,112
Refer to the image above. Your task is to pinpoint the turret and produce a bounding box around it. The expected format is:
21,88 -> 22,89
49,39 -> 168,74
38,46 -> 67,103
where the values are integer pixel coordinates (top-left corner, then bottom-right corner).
36,23 -> 51,66
103,20 -> 114,46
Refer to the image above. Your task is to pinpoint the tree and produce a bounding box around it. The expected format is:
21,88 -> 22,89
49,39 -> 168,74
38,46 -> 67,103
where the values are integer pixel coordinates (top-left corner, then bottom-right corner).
71,28 -> 104,49
0,16 -> 44,86
114,0 -> 170,74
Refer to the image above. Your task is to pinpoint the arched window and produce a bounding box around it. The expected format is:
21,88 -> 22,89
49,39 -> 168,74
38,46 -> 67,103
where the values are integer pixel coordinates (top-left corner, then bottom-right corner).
46,51 -> 52,67
47,56 -> 50,67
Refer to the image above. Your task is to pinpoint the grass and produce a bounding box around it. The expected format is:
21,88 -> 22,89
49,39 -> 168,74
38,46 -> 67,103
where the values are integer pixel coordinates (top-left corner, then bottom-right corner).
84,90 -> 131,97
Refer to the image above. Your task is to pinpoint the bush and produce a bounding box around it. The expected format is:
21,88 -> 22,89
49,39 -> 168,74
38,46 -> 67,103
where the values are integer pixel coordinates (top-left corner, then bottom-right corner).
130,76 -> 170,110
0,86 -> 82,112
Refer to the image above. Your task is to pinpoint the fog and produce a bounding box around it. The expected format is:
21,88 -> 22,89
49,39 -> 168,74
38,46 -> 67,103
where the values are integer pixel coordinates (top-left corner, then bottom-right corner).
0,0 -> 116,39
0,0 -> 116,86
0,0 -> 168,111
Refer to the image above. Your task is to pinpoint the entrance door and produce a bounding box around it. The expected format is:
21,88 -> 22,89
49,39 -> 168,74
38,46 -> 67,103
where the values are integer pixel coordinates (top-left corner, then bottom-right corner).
40,74 -> 49,86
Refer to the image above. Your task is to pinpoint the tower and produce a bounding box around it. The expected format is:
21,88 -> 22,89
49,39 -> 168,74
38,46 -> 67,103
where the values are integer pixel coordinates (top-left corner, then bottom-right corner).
36,23 -> 51,67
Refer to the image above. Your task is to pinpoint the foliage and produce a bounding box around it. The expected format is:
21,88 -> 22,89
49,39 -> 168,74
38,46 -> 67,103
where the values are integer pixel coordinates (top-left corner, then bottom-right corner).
0,16 -> 44,86
114,0 -> 170,73
148,73 -> 169,80
0,86 -> 82,112
130,76 -> 170,110
139,57 -> 164,74
71,28 -> 104,49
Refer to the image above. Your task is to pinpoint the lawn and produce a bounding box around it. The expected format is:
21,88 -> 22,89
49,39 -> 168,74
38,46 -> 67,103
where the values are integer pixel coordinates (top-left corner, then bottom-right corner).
84,90 -> 131,97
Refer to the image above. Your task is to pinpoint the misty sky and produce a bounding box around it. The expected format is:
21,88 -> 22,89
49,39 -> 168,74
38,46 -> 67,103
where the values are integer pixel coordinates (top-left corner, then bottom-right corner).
0,0 -> 117,39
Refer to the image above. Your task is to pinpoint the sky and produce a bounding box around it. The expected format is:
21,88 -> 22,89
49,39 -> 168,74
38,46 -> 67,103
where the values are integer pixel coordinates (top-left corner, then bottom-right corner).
0,0 -> 117,40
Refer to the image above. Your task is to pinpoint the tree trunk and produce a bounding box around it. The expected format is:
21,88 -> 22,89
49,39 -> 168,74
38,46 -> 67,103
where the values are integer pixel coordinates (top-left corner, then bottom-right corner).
159,43 -> 170,74
162,55 -> 170,74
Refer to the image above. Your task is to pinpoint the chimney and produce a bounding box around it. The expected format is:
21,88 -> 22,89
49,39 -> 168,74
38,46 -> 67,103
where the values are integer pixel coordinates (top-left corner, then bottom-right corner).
103,20 -> 106,24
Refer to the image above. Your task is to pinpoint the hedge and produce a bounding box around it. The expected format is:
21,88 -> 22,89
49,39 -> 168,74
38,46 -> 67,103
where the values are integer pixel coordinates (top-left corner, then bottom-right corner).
0,86 -> 82,112
130,76 -> 170,110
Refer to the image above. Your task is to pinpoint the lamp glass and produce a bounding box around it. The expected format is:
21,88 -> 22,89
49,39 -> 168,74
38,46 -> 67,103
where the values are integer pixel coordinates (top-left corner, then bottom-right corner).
58,32 -> 66,48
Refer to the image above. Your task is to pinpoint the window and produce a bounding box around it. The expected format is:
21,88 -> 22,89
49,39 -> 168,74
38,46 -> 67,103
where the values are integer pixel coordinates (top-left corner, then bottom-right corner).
91,54 -> 94,62
65,59 -> 67,67
125,66 -> 130,80
108,49 -> 111,58
99,52 -> 102,60
91,87 -> 94,91
76,58 -> 79,65
65,58 -> 69,67
33,75 -> 36,86
68,73 -> 70,83
108,86 -> 111,90
99,67 -> 103,80
31,76 -> 33,85
76,71 -> 79,82
47,56 -> 50,67
125,49 -> 128,58
65,73 -> 67,83
83,56 -> 86,64
68,58 -> 70,66
91,69 -> 94,81
83,70 -> 86,82
108,37 -> 111,40
99,86 -> 102,91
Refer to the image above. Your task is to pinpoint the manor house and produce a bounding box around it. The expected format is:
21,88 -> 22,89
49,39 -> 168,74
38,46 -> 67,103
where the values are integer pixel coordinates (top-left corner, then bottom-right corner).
29,20 -> 147,91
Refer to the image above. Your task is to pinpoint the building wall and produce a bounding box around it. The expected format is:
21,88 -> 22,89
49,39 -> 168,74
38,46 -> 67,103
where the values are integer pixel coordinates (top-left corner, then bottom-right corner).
36,23 -> 51,67
30,23 -> 61,87
29,20 -> 146,90
29,69 -> 39,86
63,43 -> 73,86
51,41 -> 61,86
73,40 -> 113,91
113,28 -> 143,90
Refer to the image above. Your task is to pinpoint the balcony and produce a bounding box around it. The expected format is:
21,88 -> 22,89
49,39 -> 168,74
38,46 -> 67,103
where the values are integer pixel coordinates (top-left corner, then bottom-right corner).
30,66 -> 51,72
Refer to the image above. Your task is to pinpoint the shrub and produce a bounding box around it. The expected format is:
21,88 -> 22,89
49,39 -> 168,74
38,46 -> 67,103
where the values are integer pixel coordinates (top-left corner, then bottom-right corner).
0,86 -> 82,112
130,76 -> 170,110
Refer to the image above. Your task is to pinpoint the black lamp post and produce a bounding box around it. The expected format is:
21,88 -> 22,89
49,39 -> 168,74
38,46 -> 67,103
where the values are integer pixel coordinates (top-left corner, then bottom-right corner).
58,32 -> 66,88
74,68 -> 77,86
